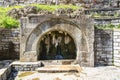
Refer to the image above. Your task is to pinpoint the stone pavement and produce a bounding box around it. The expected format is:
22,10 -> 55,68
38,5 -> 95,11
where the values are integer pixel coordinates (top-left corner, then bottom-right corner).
15,66 -> 120,80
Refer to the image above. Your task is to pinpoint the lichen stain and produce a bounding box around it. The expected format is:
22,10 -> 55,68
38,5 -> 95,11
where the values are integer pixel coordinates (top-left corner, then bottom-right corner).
18,71 -> 35,78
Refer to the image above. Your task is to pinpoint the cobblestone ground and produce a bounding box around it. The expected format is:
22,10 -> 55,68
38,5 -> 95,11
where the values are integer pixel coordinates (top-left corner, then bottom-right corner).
15,66 -> 120,80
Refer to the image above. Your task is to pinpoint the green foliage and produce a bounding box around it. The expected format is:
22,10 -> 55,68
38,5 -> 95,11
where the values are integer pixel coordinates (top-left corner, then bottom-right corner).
95,24 -> 116,29
0,6 -> 23,13
106,24 -> 115,28
117,24 -> 120,28
91,12 -> 120,18
95,24 -> 120,29
114,12 -> 119,18
31,4 -> 80,11
0,6 -> 22,28
0,4 -> 81,28
92,12 -> 101,18
0,15 -> 19,28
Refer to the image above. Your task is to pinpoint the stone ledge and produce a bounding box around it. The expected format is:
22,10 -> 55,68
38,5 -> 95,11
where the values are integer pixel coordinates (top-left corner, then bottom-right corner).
36,65 -> 82,73
12,61 -> 40,65
0,66 -> 11,80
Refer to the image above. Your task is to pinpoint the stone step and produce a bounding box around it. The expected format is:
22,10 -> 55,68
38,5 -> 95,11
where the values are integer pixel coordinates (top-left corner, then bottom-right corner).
36,65 -> 82,73
40,60 -> 75,65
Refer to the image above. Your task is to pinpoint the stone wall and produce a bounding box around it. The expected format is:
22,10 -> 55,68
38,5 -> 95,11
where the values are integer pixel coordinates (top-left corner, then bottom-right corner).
94,18 -> 120,26
0,28 -> 120,67
0,0 -> 82,6
0,29 -> 20,60
95,29 -> 120,67
11,61 -> 41,71
0,0 -> 119,8
0,66 -> 11,80
20,14 -> 94,67
114,29 -> 120,66
94,28 -> 113,66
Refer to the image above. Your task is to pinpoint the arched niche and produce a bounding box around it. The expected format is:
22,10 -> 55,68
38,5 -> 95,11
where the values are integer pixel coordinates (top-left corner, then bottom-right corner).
21,18 -> 91,66
37,30 -> 77,60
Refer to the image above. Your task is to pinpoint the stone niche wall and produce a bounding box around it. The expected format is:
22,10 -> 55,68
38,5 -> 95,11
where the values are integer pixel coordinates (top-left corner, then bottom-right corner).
0,23 -> 120,67
94,29 -> 120,67
0,29 -> 20,60
114,29 -> 120,66
20,14 -> 94,67
94,28 -> 113,66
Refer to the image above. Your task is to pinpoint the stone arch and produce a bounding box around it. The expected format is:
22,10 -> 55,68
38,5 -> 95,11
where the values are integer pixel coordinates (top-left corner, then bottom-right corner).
23,18 -> 89,64
25,18 -> 82,51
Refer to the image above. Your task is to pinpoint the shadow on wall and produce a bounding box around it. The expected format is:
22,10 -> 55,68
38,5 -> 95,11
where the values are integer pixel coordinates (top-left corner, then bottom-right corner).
0,41 -> 19,60
0,29 -> 19,60
9,41 -> 19,59
94,27 -> 113,66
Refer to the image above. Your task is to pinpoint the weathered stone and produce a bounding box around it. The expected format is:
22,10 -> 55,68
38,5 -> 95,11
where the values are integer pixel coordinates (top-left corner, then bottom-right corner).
0,29 -> 20,60
20,14 -> 94,67
8,6 -> 38,19
94,29 -> 113,66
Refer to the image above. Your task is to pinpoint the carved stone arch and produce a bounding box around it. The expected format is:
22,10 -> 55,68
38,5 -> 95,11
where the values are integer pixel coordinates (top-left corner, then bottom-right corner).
20,16 -> 94,67
25,19 -> 84,62
32,24 -> 82,60
25,18 -> 83,52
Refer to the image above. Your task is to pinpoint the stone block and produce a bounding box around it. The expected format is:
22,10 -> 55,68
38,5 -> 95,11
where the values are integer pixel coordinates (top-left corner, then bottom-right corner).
107,62 -> 113,65
107,55 -> 112,58
114,50 -> 119,54
105,48 -> 112,51
96,44 -> 102,47
114,60 -> 120,63
114,43 -> 119,46
101,55 -> 107,58
114,55 -> 120,58
108,58 -> 113,61
114,62 -> 120,66
0,47 -> 2,50
114,32 -> 120,35
114,39 -> 120,42
114,47 -> 120,50
114,57 -> 120,60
